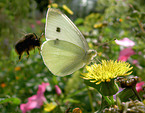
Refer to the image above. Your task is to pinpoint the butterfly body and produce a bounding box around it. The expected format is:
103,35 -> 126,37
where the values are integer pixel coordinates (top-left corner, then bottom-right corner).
41,8 -> 96,76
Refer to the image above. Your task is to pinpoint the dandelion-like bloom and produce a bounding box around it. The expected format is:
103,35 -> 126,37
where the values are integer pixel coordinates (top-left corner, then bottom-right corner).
82,60 -> 133,96
82,60 -> 133,85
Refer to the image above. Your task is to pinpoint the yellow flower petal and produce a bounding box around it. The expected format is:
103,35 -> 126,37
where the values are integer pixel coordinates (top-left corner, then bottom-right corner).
62,5 -> 73,15
82,60 -> 133,84
44,102 -> 57,112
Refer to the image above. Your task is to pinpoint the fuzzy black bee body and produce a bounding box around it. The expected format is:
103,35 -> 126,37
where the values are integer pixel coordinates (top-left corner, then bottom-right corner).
15,33 -> 41,60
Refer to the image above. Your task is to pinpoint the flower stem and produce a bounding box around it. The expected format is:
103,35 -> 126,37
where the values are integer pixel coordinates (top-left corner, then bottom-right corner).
109,95 -> 115,105
103,96 -> 112,105
136,18 -> 145,33
87,86 -> 95,112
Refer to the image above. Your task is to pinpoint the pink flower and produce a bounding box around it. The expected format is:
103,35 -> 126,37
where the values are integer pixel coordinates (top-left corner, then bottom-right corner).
131,59 -> 142,69
136,81 -> 145,92
20,83 -> 49,113
132,60 -> 138,65
30,24 -> 35,29
118,48 -> 135,61
36,20 -> 41,25
55,85 -> 62,96
115,38 -> 135,47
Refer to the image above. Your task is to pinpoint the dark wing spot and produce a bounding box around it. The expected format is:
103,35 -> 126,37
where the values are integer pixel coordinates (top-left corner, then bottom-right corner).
54,38 -> 59,45
56,27 -> 61,32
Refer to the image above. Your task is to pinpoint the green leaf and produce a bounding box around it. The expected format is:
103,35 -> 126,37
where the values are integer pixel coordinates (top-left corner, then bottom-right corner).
63,98 -> 80,104
0,97 -> 21,105
74,18 -> 84,25
117,88 -> 136,102
41,18 -> 46,23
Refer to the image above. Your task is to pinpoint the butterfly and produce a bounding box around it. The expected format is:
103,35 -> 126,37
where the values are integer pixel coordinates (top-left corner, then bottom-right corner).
41,8 -> 97,76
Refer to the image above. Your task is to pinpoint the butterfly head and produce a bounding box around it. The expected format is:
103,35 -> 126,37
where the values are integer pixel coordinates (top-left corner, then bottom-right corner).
84,50 -> 97,64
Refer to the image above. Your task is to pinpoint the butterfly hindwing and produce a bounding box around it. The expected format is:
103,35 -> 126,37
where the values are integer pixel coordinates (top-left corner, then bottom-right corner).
41,39 -> 86,76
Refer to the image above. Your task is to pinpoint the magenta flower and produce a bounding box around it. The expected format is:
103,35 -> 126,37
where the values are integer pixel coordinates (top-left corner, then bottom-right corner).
20,82 -> 49,113
118,48 -> 135,61
36,20 -> 41,25
30,24 -> 35,29
115,38 -> 135,47
136,81 -> 145,92
132,60 -> 138,65
55,85 -> 62,96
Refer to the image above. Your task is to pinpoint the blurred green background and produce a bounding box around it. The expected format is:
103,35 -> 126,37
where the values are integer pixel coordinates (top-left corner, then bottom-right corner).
0,0 -> 145,112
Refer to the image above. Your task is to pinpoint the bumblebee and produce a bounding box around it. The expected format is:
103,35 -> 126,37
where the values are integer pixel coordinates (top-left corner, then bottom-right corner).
15,33 -> 41,60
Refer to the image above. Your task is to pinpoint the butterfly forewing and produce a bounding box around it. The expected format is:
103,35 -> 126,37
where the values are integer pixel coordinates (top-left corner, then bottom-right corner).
45,8 -> 89,52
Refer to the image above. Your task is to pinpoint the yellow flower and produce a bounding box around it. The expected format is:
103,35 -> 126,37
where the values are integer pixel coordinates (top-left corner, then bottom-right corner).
15,66 -> 21,71
1,83 -> 6,88
72,108 -> 82,113
119,18 -> 123,22
143,99 -> 145,105
62,5 -> 73,15
48,5 -> 51,8
16,76 -> 19,80
82,60 -> 133,84
44,102 -> 57,112
88,43 -> 93,48
94,23 -> 103,28
48,3 -> 58,8
98,52 -> 102,56
51,3 -> 58,8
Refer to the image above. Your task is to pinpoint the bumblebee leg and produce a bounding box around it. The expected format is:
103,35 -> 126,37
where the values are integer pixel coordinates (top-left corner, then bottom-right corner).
33,46 -> 35,53
26,50 -> 29,59
38,47 -> 40,54
19,55 -> 21,61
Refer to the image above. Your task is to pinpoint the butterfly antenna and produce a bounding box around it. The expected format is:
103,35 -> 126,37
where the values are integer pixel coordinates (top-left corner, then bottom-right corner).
94,52 -> 102,64
96,58 -> 102,64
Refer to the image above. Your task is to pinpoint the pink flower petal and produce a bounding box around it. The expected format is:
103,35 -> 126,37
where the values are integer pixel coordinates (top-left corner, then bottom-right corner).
30,24 -> 35,29
20,82 -> 49,113
37,83 -> 49,94
115,38 -> 135,47
118,48 -> 135,61
55,85 -> 62,96
132,60 -> 138,64
118,56 -> 129,61
136,81 -> 145,92
36,20 -> 41,25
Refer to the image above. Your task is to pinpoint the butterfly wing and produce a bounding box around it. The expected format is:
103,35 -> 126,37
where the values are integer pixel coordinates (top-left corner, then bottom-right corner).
41,39 -> 86,76
45,8 -> 89,52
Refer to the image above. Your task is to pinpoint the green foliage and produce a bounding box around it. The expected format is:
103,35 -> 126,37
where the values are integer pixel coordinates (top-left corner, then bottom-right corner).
117,88 -> 136,102
0,0 -> 145,112
0,97 -> 21,105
